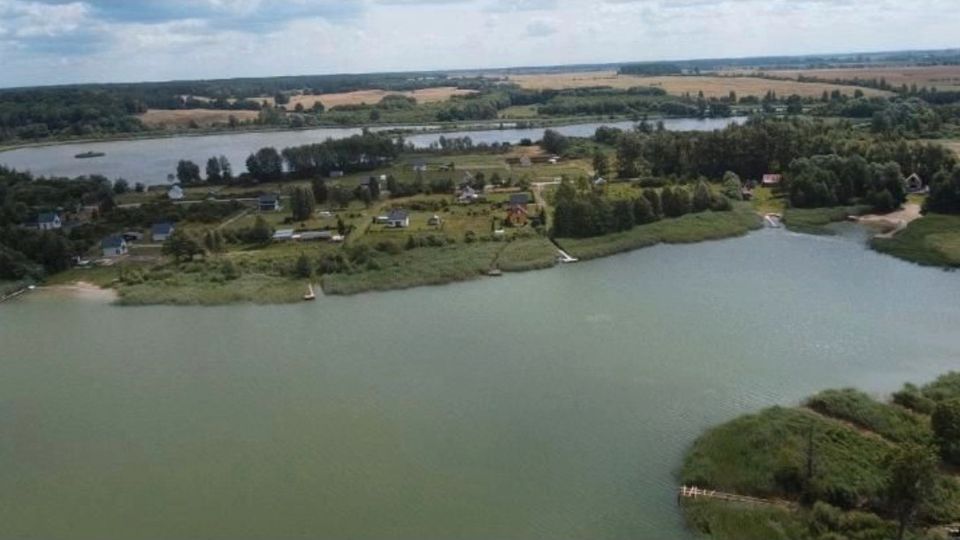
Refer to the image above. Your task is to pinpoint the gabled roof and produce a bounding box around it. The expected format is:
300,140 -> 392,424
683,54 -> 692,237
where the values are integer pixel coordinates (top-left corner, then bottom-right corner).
151,222 -> 175,235
259,194 -> 279,203
509,193 -> 531,206
388,209 -> 409,221
37,212 -> 59,223
101,235 -> 126,248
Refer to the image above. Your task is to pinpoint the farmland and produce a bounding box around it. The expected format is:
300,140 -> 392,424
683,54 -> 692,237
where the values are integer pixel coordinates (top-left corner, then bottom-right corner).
284,86 -> 478,110
137,109 -> 260,128
504,71 -> 892,98
753,65 -> 960,91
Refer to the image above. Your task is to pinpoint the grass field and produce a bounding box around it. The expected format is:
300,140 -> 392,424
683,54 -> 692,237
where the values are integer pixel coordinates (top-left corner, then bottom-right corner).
871,213 -> 960,267
137,109 -> 260,128
804,388 -> 931,444
285,87 -> 477,110
556,205 -> 762,261
782,205 -> 871,234
752,65 -> 960,91
504,71 -> 891,98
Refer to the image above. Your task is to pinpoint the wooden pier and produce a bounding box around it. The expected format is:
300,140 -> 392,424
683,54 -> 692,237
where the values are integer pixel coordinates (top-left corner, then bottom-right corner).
678,486 -> 792,507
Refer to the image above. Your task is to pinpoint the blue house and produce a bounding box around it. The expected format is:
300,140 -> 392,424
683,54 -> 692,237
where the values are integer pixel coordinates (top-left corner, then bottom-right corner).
258,194 -> 281,212
151,222 -> 175,242
100,235 -> 128,257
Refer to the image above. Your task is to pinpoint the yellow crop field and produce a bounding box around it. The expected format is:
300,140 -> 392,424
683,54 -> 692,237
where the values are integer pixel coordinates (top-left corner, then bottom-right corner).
137,109 -> 259,128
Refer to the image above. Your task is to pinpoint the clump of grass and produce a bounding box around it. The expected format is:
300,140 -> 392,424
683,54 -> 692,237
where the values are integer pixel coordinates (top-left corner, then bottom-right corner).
805,388 -> 932,444
782,205 -> 871,235
117,273 -> 305,306
496,237 -> 558,272
871,213 -> 960,267
557,206 -> 761,261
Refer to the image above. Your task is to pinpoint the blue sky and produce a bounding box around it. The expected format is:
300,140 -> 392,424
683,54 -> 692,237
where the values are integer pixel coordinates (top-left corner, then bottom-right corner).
0,0 -> 956,87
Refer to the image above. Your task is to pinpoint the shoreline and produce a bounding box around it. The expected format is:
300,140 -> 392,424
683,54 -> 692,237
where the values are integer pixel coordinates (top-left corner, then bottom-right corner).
37,281 -> 119,302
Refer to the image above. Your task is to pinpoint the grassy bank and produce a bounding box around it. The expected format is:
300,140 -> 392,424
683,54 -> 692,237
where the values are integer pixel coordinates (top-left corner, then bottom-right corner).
555,205 -> 762,261
116,273 -> 306,306
681,374 -> 960,540
871,213 -> 960,267
782,205 -> 871,234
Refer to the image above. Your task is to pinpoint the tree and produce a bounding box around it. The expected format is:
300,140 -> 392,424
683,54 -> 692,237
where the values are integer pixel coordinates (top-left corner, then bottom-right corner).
221,259 -> 240,280
368,177 -> 381,200
249,215 -> 273,244
330,186 -> 352,209
932,399 -> 960,465
634,194 -> 657,224
593,149 -> 610,178
295,252 -> 312,278
134,182 -> 145,193
206,157 -> 222,184
721,171 -> 743,200
203,229 -> 224,253
692,180 -> 712,212
642,188 -> 662,218
311,177 -> 328,204
541,129 -> 570,155
246,147 -> 283,182
176,159 -> 202,185
113,178 -> 129,195
884,443 -> 937,540
163,229 -> 205,262
219,155 -> 233,183
290,187 -> 316,221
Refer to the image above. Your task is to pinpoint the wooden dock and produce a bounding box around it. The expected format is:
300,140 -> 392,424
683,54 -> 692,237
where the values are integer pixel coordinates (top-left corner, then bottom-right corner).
678,486 -> 792,507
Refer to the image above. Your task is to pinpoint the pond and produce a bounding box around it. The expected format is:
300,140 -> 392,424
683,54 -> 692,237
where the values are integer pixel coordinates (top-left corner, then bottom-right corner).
0,117 -> 745,186
2,226 -> 956,539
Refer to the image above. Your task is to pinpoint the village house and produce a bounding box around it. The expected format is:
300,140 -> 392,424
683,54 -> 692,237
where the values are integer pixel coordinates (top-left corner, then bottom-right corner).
328,170 -> 345,178
593,177 -> 607,187
386,209 -> 410,228
167,184 -> 185,200
428,214 -> 442,226
506,205 -> 528,226
519,156 -> 533,168
151,222 -> 175,242
905,173 -> 925,193
458,186 -> 480,204
272,229 -> 295,241
412,160 -> 428,172
258,194 -> 281,212
761,174 -> 782,187
35,212 -> 62,230
509,193 -> 531,207
100,235 -> 128,257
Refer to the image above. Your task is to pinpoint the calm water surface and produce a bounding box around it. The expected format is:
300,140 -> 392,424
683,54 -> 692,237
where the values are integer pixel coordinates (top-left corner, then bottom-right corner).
2,227 -> 958,539
0,117 -> 744,186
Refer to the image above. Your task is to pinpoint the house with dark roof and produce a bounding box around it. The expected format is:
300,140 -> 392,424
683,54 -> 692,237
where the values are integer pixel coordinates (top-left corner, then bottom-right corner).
509,193 -> 531,207
258,194 -> 281,212
412,159 -> 428,172
36,212 -> 62,230
151,222 -> 175,242
387,209 -> 410,228
100,235 -> 128,257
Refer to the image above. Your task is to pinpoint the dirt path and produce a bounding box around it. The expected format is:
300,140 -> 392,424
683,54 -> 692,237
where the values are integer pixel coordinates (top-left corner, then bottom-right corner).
857,203 -> 922,238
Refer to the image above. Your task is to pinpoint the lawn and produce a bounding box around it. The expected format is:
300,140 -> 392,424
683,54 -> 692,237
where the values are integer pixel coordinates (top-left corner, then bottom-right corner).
871,213 -> 960,267
750,187 -> 787,215
556,205 -> 762,261
782,205 -> 871,234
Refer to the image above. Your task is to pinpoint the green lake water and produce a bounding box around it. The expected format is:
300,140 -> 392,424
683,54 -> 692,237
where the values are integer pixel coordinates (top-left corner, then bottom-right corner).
2,227 -> 959,539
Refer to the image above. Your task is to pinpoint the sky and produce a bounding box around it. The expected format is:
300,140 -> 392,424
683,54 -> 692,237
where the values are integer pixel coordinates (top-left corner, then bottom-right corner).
0,0 -> 957,88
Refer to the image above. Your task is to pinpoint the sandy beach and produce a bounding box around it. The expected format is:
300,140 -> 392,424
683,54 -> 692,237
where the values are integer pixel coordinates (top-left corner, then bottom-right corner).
39,281 -> 119,302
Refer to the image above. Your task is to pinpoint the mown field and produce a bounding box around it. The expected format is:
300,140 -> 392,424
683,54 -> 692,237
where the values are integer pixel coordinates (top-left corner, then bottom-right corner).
137,109 -> 259,128
504,71 -> 891,98
284,87 -> 477,110
871,213 -> 960,267
752,65 -> 960,91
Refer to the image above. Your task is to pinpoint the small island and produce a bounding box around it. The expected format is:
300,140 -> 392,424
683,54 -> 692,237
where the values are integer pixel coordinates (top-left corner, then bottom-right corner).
680,372 -> 960,540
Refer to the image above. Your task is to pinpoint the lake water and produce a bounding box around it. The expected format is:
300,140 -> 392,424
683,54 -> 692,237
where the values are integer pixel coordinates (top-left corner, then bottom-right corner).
3,226 -> 957,539
0,117 -> 744,186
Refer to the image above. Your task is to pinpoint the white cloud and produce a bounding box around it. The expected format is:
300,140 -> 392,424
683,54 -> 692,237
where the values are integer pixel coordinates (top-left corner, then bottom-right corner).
1,0 -> 958,87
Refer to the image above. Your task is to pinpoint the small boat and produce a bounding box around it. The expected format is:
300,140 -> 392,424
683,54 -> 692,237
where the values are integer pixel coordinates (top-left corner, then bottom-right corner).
75,151 -> 106,159
487,268 -> 503,277
303,284 -> 316,301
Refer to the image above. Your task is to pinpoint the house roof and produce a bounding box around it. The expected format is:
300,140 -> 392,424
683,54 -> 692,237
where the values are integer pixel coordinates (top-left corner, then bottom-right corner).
151,222 -> 175,235
509,193 -> 531,206
37,212 -> 59,223
101,235 -> 126,248
388,209 -> 409,221
259,194 -> 279,203
762,174 -> 782,184
272,229 -> 295,240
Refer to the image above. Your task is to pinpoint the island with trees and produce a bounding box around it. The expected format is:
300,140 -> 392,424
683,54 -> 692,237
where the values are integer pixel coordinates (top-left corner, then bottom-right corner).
681,372 -> 960,540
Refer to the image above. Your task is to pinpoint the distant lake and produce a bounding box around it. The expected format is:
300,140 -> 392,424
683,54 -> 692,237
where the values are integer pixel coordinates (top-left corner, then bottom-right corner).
2,226 -> 958,539
0,117 -> 745,186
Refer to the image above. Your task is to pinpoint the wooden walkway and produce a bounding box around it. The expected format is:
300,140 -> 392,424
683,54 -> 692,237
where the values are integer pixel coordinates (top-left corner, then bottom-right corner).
678,486 -> 792,508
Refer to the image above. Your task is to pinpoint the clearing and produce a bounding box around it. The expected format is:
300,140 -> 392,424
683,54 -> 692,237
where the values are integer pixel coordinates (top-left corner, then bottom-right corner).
285,87 -> 477,110
750,65 -> 960,91
137,109 -> 259,128
504,71 -> 892,98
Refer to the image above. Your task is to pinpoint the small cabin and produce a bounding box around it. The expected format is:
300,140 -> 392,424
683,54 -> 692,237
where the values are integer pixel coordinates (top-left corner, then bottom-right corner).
458,186 -> 480,204
168,185 -> 185,200
386,209 -> 410,228
428,215 -> 442,226
761,174 -> 782,187
518,156 -> 533,168
36,212 -> 62,230
151,222 -> 175,242
905,173 -> 925,193
328,170 -> 344,178
258,194 -> 281,212
412,160 -> 428,172
272,229 -> 295,241
100,235 -> 128,257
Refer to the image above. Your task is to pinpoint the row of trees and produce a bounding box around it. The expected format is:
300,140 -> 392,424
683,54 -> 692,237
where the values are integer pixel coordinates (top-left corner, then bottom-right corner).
551,178 -> 730,238
786,155 -> 908,211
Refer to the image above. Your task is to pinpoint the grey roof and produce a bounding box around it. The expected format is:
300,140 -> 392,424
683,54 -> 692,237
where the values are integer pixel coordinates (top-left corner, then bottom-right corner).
259,194 -> 279,203
388,209 -> 409,221
100,235 -> 125,249
509,193 -> 531,206
151,222 -> 175,235
37,212 -> 59,223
